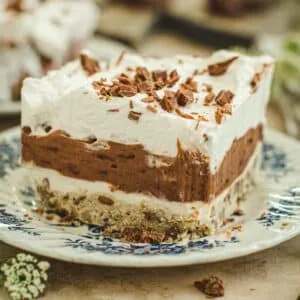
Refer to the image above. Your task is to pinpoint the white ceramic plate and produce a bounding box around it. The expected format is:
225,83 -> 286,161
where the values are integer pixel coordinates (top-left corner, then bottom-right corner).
0,37 -> 131,116
0,127 -> 300,267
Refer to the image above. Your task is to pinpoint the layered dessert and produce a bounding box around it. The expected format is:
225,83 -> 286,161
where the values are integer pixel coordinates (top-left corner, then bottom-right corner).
0,0 -> 99,102
21,50 -> 274,243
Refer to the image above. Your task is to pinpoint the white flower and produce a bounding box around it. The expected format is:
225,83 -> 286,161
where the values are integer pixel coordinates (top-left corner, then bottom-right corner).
0,253 -> 50,300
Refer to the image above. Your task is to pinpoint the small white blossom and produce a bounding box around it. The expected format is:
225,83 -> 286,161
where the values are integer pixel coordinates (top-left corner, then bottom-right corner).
0,253 -> 50,300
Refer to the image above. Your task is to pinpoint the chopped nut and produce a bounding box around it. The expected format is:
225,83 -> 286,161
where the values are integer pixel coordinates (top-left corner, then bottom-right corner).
160,90 -> 176,112
223,103 -> 232,115
215,90 -> 234,106
204,92 -> 215,106
146,105 -> 157,113
80,53 -> 100,76
128,111 -> 142,121
208,56 -> 238,76
194,276 -> 224,298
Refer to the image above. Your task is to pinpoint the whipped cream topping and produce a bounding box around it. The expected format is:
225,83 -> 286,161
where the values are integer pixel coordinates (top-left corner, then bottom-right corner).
22,50 -> 274,172
0,0 -> 99,102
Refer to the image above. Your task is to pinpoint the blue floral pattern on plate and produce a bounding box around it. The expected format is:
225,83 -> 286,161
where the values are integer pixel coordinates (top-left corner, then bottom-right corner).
0,128 -> 299,266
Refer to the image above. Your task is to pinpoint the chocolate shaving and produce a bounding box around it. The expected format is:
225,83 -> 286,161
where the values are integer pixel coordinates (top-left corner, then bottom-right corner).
116,51 -> 125,66
208,56 -> 238,76
152,70 -> 167,82
204,92 -> 215,106
128,111 -> 142,121
118,84 -> 138,97
117,73 -> 131,85
194,276 -> 224,298
183,77 -> 197,92
135,67 -> 151,82
176,87 -> 194,106
129,100 -> 134,109
251,72 -> 261,92
146,105 -> 157,113
167,70 -> 180,87
175,108 -> 194,120
142,95 -> 155,103
137,81 -> 154,93
215,107 -> 224,124
22,126 -> 32,135
160,90 -> 176,112
80,54 -> 100,76
107,108 -> 120,112
215,90 -> 234,106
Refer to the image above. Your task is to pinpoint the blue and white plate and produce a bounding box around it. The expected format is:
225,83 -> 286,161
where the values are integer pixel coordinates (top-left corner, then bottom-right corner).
0,127 -> 300,267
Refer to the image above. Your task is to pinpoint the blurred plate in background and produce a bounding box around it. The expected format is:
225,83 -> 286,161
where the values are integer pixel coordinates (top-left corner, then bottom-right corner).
0,36 -> 131,116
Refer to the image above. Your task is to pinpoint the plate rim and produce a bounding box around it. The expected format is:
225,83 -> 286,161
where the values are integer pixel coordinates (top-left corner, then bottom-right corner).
0,126 -> 300,268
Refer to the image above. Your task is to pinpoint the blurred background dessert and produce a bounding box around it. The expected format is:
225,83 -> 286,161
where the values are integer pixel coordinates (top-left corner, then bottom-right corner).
0,0 -> 99,103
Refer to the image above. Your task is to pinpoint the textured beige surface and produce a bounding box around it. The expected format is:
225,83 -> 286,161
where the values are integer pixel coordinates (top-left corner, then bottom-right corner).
0,236 -> 300,300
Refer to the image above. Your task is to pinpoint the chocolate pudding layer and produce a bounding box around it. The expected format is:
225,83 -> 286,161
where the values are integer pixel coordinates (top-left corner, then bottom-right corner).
22,125 -> 262,203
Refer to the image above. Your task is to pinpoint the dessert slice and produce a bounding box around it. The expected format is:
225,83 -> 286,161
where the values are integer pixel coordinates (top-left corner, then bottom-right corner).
21,50 -> 274,243
0,0 -> 99,102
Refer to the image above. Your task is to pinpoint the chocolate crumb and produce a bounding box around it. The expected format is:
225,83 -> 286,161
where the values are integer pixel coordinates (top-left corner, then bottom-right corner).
215,90 -> 234,106
204,92 -> 215,106
203,133 -> 209,142
80,53 -> 100,76
22,126 -> 32,135
116,51 -> 125,66
296,295 -> 300,300
160,90 -> 176,112
194,276 -> 224,298
44,125 -> 52,133
146,105 -> 157,113
107,108 -> 120,112
208,56 -> 238,76
202,83 -> 213,92
128,111 -> 142,121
